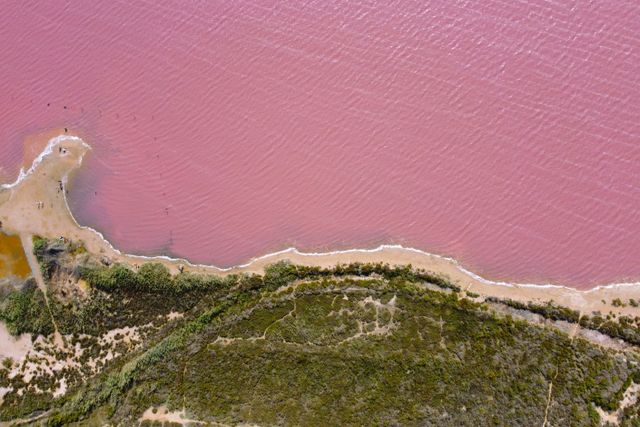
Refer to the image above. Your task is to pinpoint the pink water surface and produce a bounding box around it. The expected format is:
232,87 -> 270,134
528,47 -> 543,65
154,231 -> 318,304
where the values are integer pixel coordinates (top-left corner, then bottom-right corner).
1,1 -> 640,288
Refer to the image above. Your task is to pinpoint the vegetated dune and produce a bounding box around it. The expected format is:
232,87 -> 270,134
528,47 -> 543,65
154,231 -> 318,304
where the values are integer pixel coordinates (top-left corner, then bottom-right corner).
1,238 -> 640,426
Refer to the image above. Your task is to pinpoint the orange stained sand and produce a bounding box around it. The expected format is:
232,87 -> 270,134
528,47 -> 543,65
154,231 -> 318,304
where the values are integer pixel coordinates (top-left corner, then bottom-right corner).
0,232 -> 31,279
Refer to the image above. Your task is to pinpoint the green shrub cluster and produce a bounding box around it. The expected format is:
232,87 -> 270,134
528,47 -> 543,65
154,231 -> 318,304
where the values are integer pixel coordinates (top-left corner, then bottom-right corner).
491,298 -> 581,323
80,260 -> 461,299
0,280 -> 54,336
33,276 -> 640,426
579,314 -> 640,346
491,297 -> 640,346
3,241 -> 640,426
80,263 -> 234,295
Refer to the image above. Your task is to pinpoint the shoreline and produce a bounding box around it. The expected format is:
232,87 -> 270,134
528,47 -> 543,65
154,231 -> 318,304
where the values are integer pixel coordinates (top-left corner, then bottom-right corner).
1,132 -> 640,317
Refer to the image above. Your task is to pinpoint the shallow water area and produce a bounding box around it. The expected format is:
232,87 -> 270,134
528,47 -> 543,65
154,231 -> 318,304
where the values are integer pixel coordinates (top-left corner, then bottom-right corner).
2,1 -> 640,288
0,232 -> 31,280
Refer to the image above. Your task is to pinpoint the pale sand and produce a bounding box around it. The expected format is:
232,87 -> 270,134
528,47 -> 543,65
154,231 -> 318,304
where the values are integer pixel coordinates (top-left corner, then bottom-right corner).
1,132 -> 639,318
0,322 -> 32,361
138,406 -> 205,425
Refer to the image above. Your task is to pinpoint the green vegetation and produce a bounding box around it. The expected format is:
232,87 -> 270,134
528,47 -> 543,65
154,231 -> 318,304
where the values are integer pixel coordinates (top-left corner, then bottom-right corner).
0,279 -> 53,336
81,259 -> 461,295
613,298 -> 626,308
492,297 -> 640,347
488,297 -> 581,323
44,273 -> 640,426
579,314 -> 640,346
1,239 -> 639,425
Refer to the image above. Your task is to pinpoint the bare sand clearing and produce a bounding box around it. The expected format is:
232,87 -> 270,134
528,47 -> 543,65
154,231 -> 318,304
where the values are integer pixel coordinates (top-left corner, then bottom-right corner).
0,322 -> 32,361
139,406 -> 205,425
1,132 -> 639,318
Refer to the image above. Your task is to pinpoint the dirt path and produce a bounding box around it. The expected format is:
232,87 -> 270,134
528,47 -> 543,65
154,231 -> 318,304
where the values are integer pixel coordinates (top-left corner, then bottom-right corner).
19,233 -> 63,347
541,312 -> 582,427
0,410 -> 51,427
541,377 -> 554,427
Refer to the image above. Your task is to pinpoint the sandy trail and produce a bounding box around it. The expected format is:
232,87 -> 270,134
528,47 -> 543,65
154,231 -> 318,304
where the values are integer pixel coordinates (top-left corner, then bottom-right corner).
0,410 -> 51,427
19,233 -> 63,347
0,131 -> 639,319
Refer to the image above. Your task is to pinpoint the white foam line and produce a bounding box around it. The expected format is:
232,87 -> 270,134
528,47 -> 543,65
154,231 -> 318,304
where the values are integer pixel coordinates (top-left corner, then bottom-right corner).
1,135 -> 89,190
6,134 -> 640,295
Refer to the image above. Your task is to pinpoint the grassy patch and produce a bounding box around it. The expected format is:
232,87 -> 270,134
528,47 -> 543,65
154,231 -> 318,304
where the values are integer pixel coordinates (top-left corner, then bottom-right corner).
0,279 -> 53,336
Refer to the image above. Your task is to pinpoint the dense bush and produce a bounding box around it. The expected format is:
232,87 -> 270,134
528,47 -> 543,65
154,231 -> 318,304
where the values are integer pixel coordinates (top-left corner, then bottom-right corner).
80,260 -> 461,298
491,297 -> 640,346
0,280 -> 54,336
489,298 -> 581,323
80,263 -> 232,295
5,239 -> 640,426
580,314 -> 640,346
48,277 -> 638,426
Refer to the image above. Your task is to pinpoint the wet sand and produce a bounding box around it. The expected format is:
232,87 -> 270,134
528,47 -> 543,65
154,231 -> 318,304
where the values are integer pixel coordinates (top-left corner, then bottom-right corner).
1,132 -> 640,318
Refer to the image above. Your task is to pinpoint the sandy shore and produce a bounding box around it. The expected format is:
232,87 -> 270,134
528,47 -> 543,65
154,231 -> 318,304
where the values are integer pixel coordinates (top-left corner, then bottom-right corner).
1,131 -> 639,318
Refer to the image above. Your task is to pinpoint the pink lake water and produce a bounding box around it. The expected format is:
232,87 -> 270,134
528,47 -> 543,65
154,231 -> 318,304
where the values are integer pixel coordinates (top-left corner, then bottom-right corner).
1,1 -> 640,288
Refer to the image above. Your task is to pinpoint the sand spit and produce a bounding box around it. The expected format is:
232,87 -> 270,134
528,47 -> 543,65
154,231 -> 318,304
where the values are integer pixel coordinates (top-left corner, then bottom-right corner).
1,132 -> 639,318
